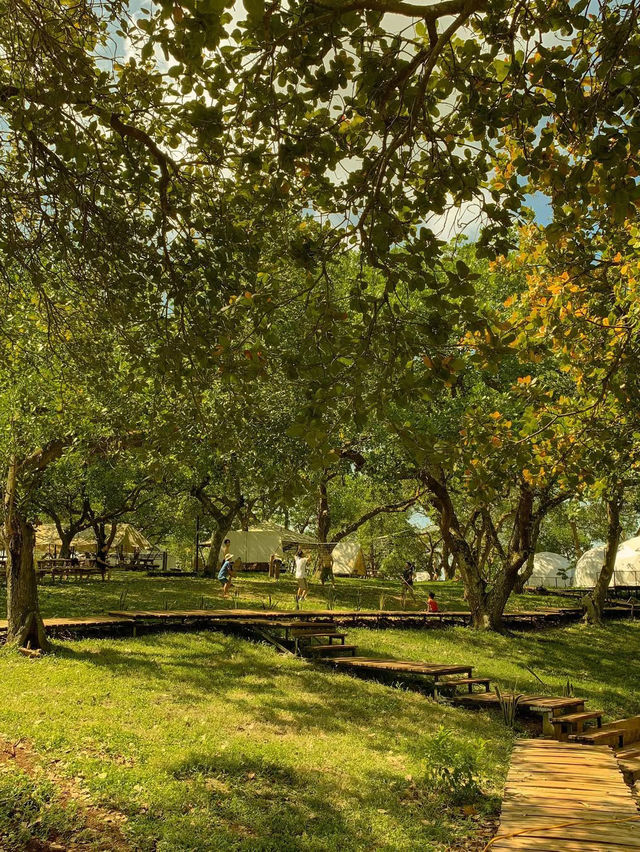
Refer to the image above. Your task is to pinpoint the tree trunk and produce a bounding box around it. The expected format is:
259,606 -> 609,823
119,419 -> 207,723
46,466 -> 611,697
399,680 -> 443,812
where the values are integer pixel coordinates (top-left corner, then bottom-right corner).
205,524 -> 230,578
569,519 -> 583,560
447,539 -> 492,627
5,459 -> 49,650
317,478 -> 330,543
59,531 -> 74,559
584,493 -> 622,625
443,540 -> 456,580
93,520 -> 117,577
486,552 -> 529,630
513,551 -> 535,594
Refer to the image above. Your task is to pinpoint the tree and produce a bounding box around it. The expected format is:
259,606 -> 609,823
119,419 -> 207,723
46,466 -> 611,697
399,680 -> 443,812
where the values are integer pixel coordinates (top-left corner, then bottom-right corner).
35,454 -> 153,558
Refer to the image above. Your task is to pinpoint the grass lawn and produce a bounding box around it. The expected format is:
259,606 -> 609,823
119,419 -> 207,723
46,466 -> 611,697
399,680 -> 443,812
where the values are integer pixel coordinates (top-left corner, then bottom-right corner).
0,571 -> 577,620
1,620 -> 639,850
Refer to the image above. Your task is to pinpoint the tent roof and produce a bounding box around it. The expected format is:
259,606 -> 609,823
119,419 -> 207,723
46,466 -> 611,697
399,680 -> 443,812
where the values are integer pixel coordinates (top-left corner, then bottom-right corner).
533,552 -> 572,572
34,522 -> 151,553
204,523 -> 318,547
113,524 -> 151,552
575,542 -> 640,586
35,524 -> 95,551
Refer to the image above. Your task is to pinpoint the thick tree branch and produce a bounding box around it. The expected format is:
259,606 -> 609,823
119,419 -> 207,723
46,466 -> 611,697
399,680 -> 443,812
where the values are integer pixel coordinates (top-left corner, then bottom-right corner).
333,493 -> 422,542
312,0 -> 485,20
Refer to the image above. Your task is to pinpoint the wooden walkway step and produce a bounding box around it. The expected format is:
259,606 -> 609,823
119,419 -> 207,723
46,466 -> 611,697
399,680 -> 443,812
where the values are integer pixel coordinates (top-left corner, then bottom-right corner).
571,716 -> 640,749
332,658 -> 473,677
617,744 -> 640,784
434,677 -> 491,694
491,740 -> 640,850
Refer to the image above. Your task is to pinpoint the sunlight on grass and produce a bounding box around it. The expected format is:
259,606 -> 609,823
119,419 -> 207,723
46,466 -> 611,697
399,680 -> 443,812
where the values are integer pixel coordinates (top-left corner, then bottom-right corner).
0,631 -> 512,850
0,571 -> 575,620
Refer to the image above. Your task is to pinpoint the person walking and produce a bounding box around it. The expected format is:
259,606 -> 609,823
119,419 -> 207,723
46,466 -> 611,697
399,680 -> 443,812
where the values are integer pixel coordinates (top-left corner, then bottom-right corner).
402,561 -> 416,600
294,548 -> 309,602
218,553 -> 235,598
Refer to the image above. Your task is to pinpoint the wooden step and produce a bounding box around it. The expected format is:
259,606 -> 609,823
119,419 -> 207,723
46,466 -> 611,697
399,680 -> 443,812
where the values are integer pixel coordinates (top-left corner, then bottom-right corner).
617,743 -> 640,784
616,744 -> 640,759
571,715 -> 640,748
570,728 -> 627,748
290,629 -> 345,638
333,659 -> 473,677
551,711 -> 603,739
434,677 -> 491,694
306,644 -> 357,657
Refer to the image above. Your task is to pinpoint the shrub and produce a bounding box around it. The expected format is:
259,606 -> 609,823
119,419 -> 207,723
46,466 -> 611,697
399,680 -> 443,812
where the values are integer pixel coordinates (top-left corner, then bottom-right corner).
423,727 -> 482,804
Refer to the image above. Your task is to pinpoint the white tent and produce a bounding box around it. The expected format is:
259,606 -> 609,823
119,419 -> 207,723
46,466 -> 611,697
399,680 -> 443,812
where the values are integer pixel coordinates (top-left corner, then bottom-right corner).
529,552 -> 573,588
574,538 -> 640,588
331,541 -> 366,577
213,523 -> 318,566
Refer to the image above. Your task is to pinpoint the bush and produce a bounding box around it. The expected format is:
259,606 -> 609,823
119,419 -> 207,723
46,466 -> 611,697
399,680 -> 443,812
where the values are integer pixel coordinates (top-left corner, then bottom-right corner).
423,727 -> 482,804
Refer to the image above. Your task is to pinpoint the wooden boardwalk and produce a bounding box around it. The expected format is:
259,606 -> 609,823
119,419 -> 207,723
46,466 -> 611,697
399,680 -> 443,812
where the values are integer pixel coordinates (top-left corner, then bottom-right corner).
0,604 -> 634,644
490,740 -> 640,850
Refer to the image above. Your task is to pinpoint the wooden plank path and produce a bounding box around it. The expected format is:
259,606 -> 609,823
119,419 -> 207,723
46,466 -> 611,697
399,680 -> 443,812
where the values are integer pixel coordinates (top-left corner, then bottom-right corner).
0,604 -> 632,644
490,740 -> 640,850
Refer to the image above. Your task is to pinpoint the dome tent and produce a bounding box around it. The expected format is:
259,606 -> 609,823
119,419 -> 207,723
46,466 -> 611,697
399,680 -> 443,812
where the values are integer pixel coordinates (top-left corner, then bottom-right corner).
529,552 -> 573,588
574,537 -> 640,588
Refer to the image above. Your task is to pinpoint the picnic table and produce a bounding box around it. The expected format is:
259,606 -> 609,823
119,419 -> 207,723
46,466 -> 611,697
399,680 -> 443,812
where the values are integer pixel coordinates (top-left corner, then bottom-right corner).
36,558 -> 108,581
121,554 -> 160,571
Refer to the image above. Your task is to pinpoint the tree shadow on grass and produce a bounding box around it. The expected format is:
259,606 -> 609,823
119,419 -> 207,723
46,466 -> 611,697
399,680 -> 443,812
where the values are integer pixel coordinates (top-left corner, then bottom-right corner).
163,744 -> 494,852
53,633 -> 509,764
352,623 -> 640,719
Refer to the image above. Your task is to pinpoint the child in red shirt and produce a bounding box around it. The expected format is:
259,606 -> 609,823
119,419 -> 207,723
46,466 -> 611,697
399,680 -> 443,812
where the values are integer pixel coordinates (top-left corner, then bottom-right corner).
427,591 -> 439,612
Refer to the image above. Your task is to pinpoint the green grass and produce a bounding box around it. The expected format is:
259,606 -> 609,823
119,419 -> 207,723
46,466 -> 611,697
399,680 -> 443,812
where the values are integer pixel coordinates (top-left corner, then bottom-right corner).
349,621 -> 640,720
1,621 -> 639,850
0,571 -> 577,620
0,631 -> 510,851
1,573 -> 637,849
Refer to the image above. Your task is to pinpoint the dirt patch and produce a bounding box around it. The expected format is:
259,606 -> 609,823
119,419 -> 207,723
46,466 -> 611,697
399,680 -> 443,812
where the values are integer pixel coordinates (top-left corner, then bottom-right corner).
0,737 -> 131,851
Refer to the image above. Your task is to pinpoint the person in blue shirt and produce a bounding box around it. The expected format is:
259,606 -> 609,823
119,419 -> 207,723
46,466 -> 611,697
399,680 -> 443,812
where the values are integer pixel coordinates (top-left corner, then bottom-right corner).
218,554 -> 235,598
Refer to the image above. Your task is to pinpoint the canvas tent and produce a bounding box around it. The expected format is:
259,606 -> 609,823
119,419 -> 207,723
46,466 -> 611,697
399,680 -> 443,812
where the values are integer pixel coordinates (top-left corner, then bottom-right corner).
529,552 -> 573,588
34,524 -> 95,555
331,541 -> 366,577
575,537 -> 640,588
112,524 -> 151,553
213,523 -> 319,567
33,522 -> 151,556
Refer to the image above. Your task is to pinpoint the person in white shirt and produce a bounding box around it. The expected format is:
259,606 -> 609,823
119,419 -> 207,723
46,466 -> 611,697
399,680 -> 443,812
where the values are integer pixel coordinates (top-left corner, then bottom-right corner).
294,548 -> 309,601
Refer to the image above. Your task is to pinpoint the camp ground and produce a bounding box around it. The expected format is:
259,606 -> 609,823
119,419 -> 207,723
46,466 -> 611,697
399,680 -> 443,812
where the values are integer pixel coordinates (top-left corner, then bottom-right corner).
2,2 -> 640,849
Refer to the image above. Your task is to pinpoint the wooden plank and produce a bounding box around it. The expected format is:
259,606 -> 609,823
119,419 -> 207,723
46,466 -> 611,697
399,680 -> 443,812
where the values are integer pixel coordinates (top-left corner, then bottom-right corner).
493,740 -> 640,849
491,840 -> 640,851
498,815 -> 640,839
